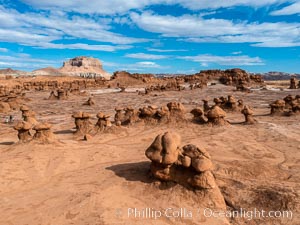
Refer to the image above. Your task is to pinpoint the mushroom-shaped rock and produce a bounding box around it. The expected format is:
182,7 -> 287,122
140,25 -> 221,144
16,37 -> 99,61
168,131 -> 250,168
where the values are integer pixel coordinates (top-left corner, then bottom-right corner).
139,105 -> 159,124
270,100 -> 285,116
14,121 -> 33,142
114,107 -> 125,126
241,105 -> 257,124
166,102 -> 186,122
95,112 -> 112,131
124,107 -> 140,125
224,95 -> 238,111
190,107 -> 206,124
206,106 -> 229,126
72,111 -> 93,135
33,122 -> 55,143
146,133 -> 221,191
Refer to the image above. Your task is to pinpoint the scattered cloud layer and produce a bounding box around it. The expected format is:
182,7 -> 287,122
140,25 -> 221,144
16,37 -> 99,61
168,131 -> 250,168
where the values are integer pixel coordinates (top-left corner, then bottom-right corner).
0,55 -> 57,70
0,47 -> 8,52
271,2 -> 300,15
131,12 -> 300,47
0,6 -> 145,51
180,54 -> 264,66
19,0 -> 288,14
0,1 -> 299,72
125,53 -> 169,59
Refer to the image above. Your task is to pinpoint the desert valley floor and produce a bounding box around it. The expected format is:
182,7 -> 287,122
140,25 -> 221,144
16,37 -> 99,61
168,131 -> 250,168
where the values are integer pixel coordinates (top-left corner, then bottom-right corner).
0,84 -> 299,225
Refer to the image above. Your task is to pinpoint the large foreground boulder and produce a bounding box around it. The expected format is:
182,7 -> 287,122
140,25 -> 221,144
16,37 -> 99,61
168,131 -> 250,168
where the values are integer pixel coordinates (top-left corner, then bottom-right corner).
145,131 -> 226,209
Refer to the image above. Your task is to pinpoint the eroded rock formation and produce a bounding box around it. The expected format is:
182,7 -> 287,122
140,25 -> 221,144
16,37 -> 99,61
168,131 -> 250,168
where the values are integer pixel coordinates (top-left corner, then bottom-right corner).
72,112 -> 93,135
14,121 -> 33,142
241,105 -> 257,124
289,77 -> 297,89
190,107 -> 206,124
20,105 -> 38,125
95,112 -> 112,132
206,106 -> 229,126
33,123 -> 56,143
60,56 -> 111,79
270,100 -> 286,116
83,97 -> 95,106
145,131 -> 225,209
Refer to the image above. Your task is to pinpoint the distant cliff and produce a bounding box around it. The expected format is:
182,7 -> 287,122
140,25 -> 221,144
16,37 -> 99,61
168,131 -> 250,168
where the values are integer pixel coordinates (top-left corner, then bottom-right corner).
59,56 -> 111,79
252,72 -> 300,80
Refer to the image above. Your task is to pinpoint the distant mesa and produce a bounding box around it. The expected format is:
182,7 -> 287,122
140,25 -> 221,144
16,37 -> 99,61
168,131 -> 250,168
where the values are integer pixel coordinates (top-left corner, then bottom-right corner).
59,56 -> 111,79
0,56 -> 111,79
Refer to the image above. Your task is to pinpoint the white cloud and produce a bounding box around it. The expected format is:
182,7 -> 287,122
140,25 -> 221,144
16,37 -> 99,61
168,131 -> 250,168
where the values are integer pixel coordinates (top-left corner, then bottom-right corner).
136,61 -> 162,68
0,55 -> 57,70
125,53 -> 169,59
37,43 -> 132,51
19,0 -> 287,14
271,2 -> 300,15
147,48 -> 188,52
0,47 -> 8,52
180,54 -> 264,66
130,12 -> 300,47
232,51 -> 242,55
104,60 -> 168,72
0,6 -> 146,51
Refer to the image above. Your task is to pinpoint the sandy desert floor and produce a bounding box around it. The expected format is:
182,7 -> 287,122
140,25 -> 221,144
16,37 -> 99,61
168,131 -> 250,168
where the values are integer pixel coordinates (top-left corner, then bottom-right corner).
0,84 -> 299,225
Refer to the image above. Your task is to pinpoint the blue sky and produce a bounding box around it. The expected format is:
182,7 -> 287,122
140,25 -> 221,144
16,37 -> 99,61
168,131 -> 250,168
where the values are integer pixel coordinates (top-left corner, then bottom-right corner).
0,0 -> 300,74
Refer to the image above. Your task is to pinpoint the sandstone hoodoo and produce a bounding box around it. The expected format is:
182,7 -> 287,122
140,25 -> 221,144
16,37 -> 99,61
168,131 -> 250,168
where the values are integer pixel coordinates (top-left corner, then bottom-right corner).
95,112 -> 112,132
166,102 -> 186,123
145,132 -> 225,208
289,77 -> 297,89
48,89 -> 69,100
241,105 -> 257,124
270,100 -> 286,116
114,107 -> 125,126
60,56 -> 111,80
271,95 -> 300,116
138,105 -> 159,124
20,105 -> 38,125
33,122 -> 56,143
206,106 -> 229,126
14,121 -> 33,142
202,99 -> 211,113
124,106 -> 140,125
83,97 -> 95,106
72,112 -> 93,135
190,107 -> 206,124
223,95 -> 239,111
